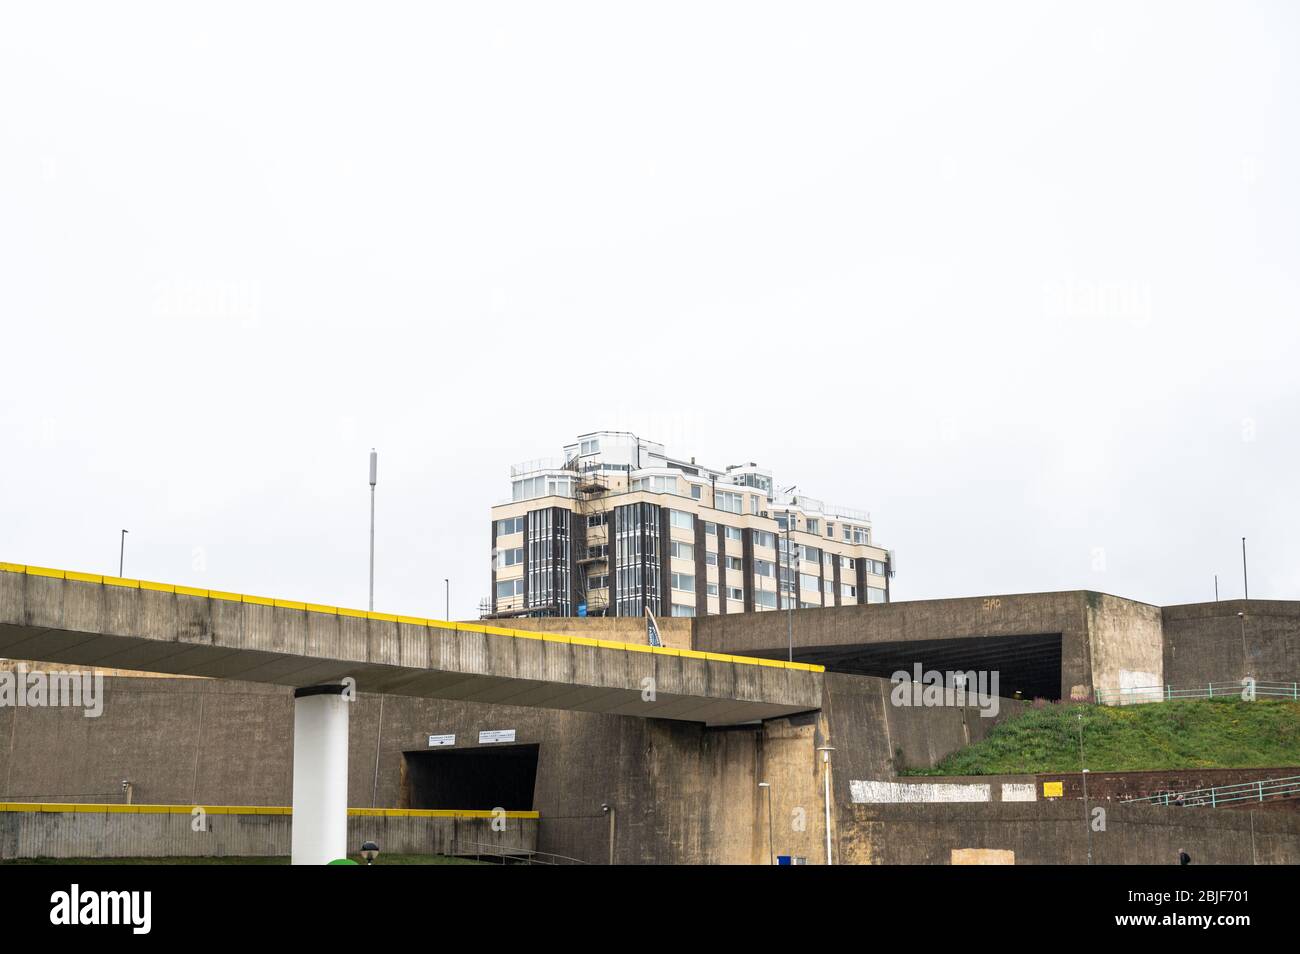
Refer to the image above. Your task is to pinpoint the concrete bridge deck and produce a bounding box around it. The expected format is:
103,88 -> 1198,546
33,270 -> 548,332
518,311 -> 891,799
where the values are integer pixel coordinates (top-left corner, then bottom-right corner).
0,563 -> 821,725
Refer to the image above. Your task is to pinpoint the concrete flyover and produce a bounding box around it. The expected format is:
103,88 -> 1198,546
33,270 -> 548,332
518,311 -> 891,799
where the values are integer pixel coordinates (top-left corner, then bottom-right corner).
0,563 -> 822,726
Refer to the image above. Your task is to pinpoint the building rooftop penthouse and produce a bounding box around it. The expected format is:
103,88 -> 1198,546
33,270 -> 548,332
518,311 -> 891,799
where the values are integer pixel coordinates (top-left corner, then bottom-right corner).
489,431 -> 893,621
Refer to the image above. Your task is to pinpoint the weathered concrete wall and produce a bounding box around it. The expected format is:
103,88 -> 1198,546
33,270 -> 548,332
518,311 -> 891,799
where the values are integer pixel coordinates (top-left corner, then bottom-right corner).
840,801 -> 1300,864
1083,592 -> 1164,699
694,591 -> 1163,700
487,616 -> 693,650
0,674 -> 828,864
0,808 -> 534,860
821,672 -> 1027,783
1163,600 -> 1300,686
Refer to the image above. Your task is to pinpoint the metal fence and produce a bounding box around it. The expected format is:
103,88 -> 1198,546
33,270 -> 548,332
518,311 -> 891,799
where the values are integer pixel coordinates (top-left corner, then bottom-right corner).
1123,774 -> 1300,809
453,838 -> 588,865
1094,681 -> 1300,705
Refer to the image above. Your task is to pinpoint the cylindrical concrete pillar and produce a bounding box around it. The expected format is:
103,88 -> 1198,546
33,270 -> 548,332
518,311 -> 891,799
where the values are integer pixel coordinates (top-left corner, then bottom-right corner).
292,685 -> 350,865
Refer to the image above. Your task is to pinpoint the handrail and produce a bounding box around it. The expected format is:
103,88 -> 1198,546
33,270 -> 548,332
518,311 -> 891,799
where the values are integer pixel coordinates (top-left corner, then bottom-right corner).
453,838 -> 589,865
1095,681 -> 1300,705
1123,774 -> 1300,808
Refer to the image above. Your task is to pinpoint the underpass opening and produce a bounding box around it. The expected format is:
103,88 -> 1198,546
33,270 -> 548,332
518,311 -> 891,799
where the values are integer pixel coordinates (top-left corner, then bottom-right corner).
791,633 -> 1064,701
403,744 -> 540,810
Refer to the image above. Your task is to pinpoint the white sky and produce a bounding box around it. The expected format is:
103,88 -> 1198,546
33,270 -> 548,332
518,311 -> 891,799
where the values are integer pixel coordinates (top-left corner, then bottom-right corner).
2,2 -> 1297,619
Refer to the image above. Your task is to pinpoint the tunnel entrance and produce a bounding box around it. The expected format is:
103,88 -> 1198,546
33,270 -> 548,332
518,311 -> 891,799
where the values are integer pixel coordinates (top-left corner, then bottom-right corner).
402,744 -> 540,811
793,632 -> 1064,701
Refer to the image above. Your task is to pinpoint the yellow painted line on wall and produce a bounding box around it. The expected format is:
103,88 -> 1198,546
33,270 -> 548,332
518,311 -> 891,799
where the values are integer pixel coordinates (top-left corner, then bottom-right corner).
0,802 -> 538,819
1,559 -> 825,674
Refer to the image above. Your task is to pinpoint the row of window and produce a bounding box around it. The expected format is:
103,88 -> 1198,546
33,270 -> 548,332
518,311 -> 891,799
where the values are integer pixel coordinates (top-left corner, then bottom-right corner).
496,515 -> 525,536
496,578 -> 524,599
511,475 -> 574,502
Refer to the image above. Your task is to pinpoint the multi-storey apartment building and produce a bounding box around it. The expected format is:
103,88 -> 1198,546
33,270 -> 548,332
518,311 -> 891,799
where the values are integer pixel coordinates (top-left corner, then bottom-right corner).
487,431 -> 894,619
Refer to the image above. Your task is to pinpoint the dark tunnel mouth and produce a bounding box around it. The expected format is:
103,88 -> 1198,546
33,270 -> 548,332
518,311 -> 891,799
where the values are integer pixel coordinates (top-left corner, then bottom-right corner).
402,744 -> 540,812
784,632 -> 1064,701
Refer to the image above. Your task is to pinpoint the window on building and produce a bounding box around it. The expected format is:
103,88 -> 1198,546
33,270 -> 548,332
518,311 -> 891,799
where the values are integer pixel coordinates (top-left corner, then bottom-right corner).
801,545 -> 821,563
671,603 -> 696,617
586,513 -> 607,528
750,495 -> 760,515
671,572 -> 695,592
511,475 -> 573,501
704,521 -> 717,535
499,547 -> 524,568
691,484 -> 702,500
727,586 -> 744,602
826,523 -> 834,538
495,579 -> 524,599
724,526 -> 744,542
705,552 -> 718,567
587,573 -> 608,590
800,573 -> 821,593
752,530 -> 774,548
716,490 -> 744,514
754,559 -> 773,577
842,584 -> 857,599
707,582 -> 719,596
633,475 -> 680,495
753,590 -> 777,608
670,541 -> 694,561
867,586 -> 886,604
726,556 -> 744,572
496,516 -> 525,535
580,438 -> 600,455
669,509 -> 694,531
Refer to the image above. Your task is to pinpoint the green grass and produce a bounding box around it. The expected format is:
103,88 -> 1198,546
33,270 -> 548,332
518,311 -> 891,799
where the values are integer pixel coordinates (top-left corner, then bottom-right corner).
900,698 -> 1300,776
2,853 -> 485,866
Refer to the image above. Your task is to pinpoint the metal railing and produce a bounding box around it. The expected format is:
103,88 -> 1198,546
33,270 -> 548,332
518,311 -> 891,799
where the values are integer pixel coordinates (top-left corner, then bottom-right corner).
1124,775 -> 1300,809
1094,681 -> 1300,705
453,838 -> 588,865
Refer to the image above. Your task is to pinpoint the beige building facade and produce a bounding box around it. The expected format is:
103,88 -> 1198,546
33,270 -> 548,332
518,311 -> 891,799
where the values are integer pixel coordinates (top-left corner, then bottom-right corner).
488,431 -> 893,619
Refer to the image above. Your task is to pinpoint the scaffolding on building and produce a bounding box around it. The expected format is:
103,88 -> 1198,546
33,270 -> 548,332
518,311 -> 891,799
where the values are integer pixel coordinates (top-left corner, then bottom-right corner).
571,458 -> 610,617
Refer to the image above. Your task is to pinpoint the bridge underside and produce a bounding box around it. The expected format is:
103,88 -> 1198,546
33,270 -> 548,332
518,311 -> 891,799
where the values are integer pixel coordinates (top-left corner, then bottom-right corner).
764,633 -> 1064,701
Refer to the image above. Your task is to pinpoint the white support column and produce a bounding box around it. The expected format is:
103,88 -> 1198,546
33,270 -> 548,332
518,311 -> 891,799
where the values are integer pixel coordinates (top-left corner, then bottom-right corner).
292,685 -> 350,865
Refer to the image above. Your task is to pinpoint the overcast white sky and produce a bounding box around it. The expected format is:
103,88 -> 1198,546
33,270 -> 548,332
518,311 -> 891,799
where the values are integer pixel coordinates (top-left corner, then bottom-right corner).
2,2 -> 1297,619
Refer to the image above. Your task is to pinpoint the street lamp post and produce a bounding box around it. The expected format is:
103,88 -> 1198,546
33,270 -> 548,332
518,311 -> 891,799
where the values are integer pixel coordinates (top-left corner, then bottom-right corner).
758,781 -> 774,865
118,529 -> 128,578
445,578 -> 450,621
816,744 -> 835,865
368,449 -> 377,611
1078,712 -> 1092,865
1242,537 -> 1248,599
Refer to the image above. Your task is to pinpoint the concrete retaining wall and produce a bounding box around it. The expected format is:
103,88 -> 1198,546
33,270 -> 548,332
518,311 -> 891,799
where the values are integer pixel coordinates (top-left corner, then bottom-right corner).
841,801 -> 1300,864
0,807 -> 536,860
1163,600 -> 1300,686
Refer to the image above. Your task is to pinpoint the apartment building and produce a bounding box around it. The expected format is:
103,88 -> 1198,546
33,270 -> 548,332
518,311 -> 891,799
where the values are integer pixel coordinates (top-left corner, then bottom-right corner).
488,431 -> 894,619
